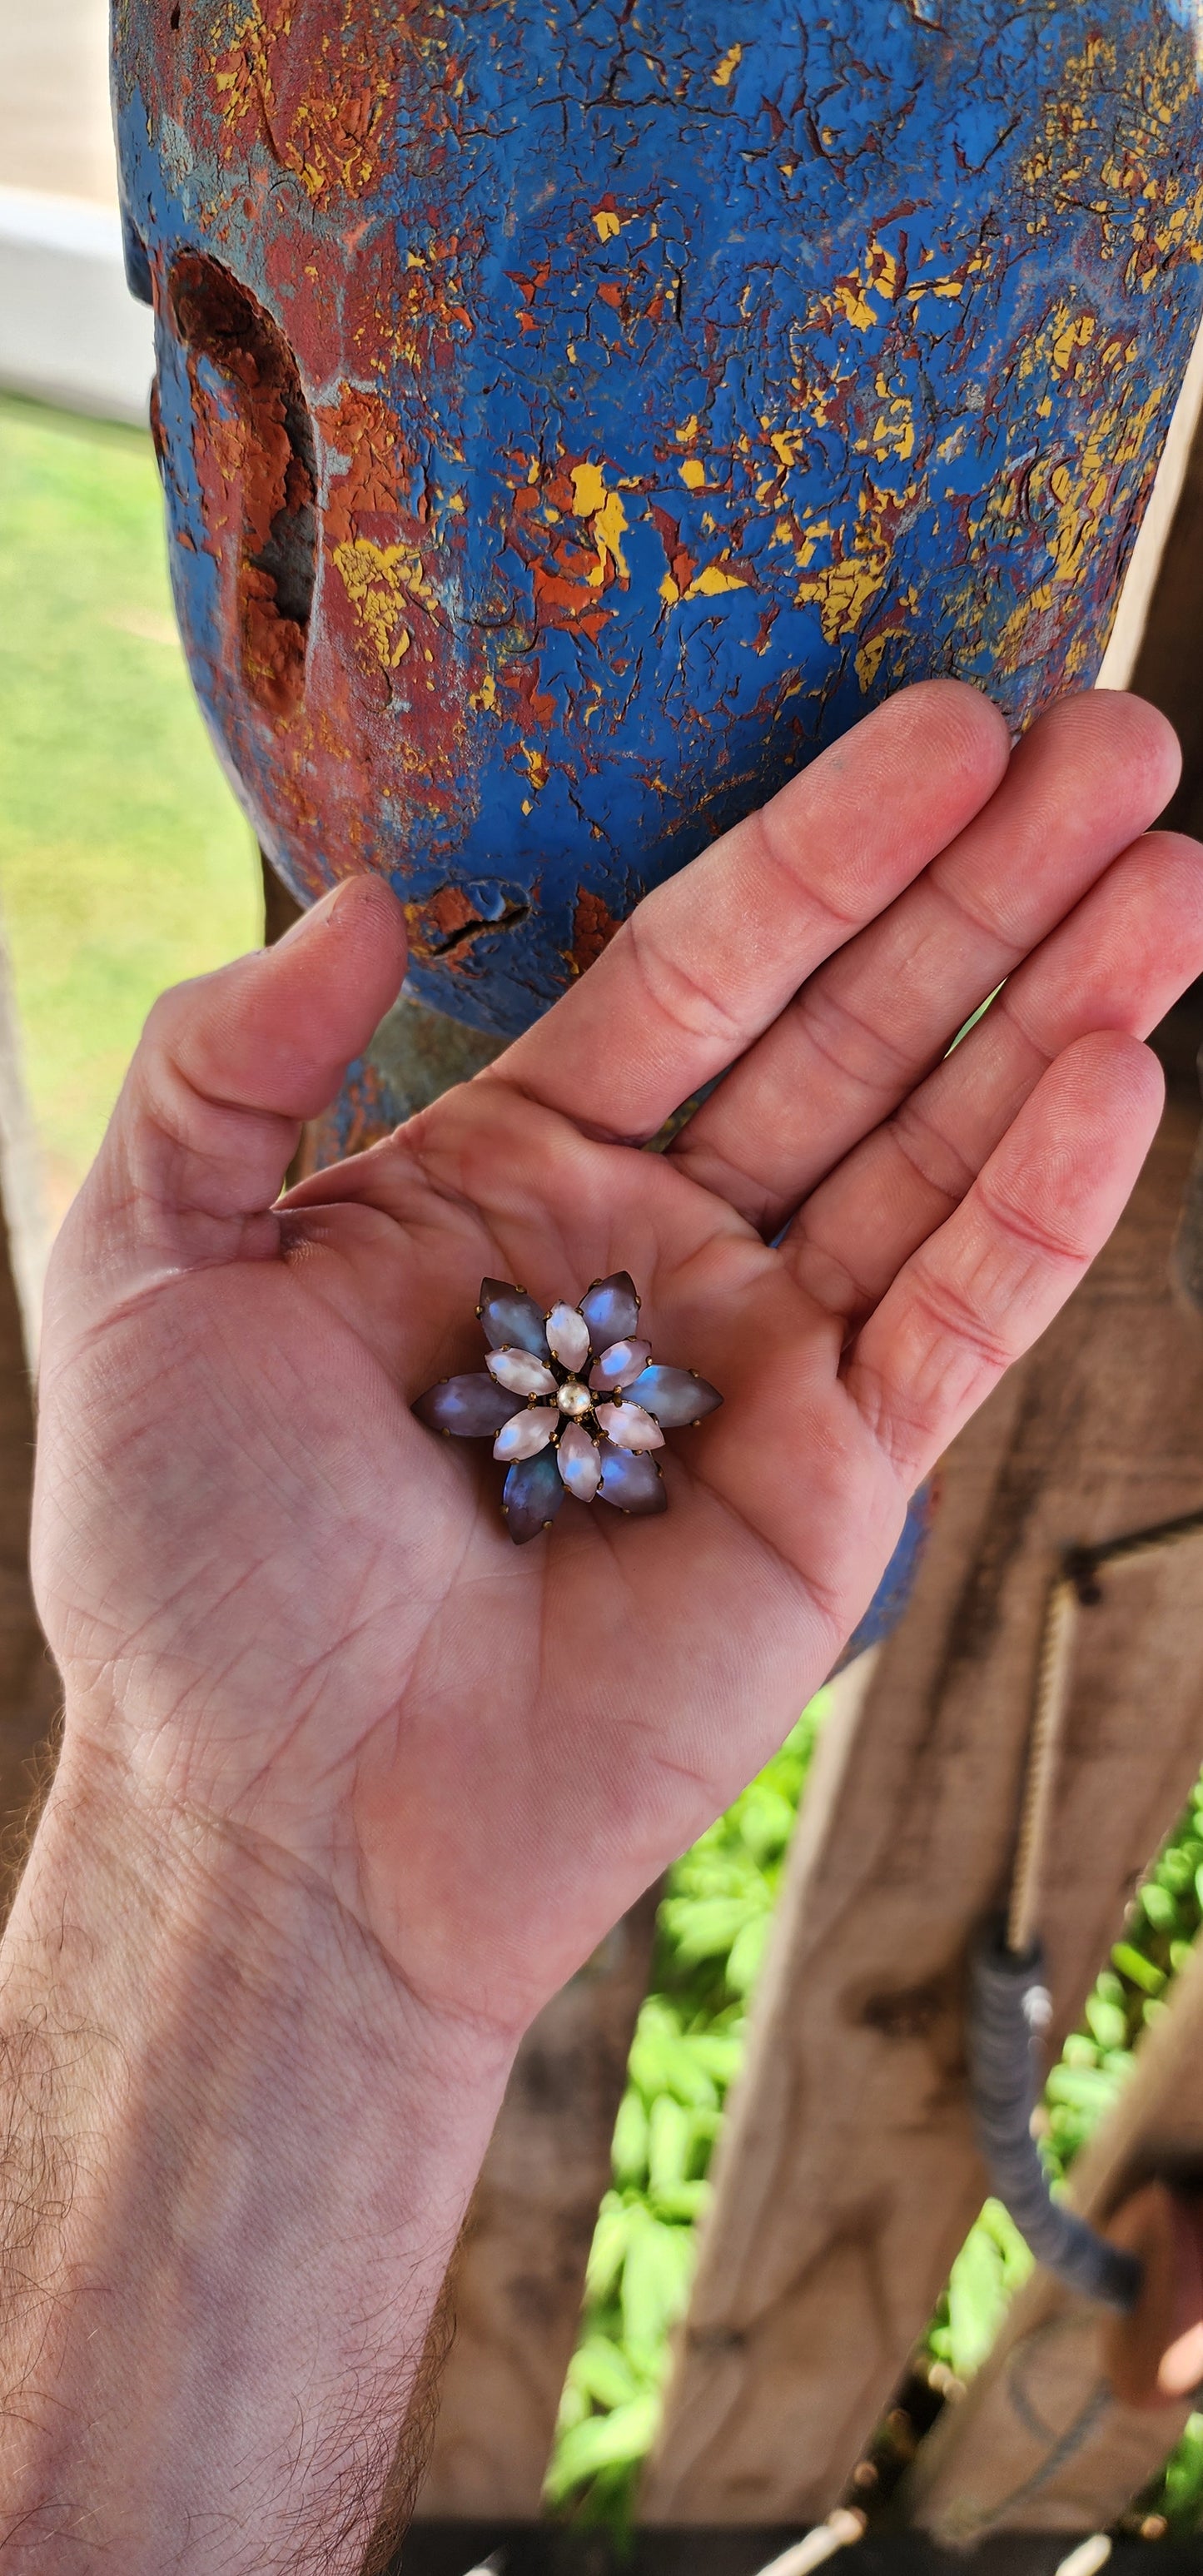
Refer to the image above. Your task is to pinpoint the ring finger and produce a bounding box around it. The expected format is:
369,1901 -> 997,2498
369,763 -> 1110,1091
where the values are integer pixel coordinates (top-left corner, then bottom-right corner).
782,828 -> 1203,1325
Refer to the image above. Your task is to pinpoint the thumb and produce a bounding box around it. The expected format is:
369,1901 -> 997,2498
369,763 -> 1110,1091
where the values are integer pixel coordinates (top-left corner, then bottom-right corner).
68,875 -> 406,1279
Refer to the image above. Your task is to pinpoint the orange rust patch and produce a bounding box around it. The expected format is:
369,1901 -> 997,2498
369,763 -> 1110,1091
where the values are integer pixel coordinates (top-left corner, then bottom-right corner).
319,385 -> 410,543
569,888 -> 624,975
170,251 -> 315,720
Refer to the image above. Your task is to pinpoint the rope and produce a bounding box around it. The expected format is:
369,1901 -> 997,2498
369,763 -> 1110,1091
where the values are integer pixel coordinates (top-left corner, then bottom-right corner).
751,2511 -> 866,2576
1007,1574 -> 1078,1957
1006,1506 -> 1203,1958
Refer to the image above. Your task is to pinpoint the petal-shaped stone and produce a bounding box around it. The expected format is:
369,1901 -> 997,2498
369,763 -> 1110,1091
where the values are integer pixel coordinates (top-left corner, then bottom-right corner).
594,1400 -> 664,1452
503,1445 -> 565,1544
414,1374 -> 524,1437
557,1419 -> 602,1501
581,1271 -> 640,1356
545,1300 -> 591,1372
624,1365 -> 723,1427
589,1336 -> 652,1393
596,1438 -> 668,1516
479,1279 -> 550,1358
487,1348 -> 559,1397
493,1407 -> 557,1461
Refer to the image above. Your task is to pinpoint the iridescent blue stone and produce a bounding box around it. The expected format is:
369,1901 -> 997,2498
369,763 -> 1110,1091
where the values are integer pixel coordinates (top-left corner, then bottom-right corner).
596,1438 -> 667,1517
503,1444 -> 565,1544
581,1273 -> 640,1357
624,1365 -> 723,1428
479,1279 -> 550,1358
414,1374 -> 524,1437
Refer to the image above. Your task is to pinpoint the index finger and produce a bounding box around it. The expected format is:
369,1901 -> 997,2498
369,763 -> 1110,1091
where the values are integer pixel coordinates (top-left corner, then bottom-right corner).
492,679 -> 1009,1142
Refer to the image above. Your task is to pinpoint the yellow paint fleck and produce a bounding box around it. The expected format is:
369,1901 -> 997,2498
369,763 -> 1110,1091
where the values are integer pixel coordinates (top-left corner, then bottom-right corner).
569,463 -> 630,584
523,744 -> 549,792
834,280 -> 877,331
591,490 -> 629,580
676,415 -> 701,445
521,798 -> 533,816
448,493 -> 465,514
572,461 -> 609,515
659,572 -> 680,604
593,206 -> 624,241
770,430 -> 799,467
679,457 -> 707,490
470,669 -> 499,714
688,563 -> 748,597
333,540 -> 436,668
712,41 -> 742,85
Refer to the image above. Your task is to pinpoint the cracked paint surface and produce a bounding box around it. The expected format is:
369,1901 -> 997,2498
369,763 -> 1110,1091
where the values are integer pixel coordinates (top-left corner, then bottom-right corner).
116,0 -> 1203,1039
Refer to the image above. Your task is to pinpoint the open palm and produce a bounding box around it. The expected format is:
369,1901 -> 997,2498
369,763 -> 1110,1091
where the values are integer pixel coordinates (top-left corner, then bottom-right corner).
32,680 -> 1203,2040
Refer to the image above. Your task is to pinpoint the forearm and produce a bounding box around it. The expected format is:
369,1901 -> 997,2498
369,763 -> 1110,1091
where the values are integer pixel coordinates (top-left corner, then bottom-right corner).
0,1733 -> 512,2574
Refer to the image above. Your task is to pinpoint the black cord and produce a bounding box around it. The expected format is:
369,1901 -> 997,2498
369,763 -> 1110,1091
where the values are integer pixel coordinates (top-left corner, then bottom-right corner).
969,1923 -> 1142,2312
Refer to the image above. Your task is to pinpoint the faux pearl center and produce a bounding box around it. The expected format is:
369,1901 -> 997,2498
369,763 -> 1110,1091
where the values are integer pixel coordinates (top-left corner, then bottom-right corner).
557,1378 -> 593,1418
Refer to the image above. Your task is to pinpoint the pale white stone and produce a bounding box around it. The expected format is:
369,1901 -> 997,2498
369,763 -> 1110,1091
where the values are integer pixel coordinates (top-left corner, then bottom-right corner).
557,1420 -> 602,1499
589,1336 -> 652,1392
594,1401 -> 664,1452
487,1348 -> 558,1396
545,1301 -> 590,1370
493,1408 -> 557,1461
556,1378 -> 593,1418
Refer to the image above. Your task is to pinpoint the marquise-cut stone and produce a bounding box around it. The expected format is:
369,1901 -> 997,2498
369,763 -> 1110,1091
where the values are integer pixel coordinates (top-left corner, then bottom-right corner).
545,1301 -> 590,1371
581,1271 -> 640,1356
589,1336 -> 651,1393
493,1407 -> 557,1462
504,1445 -> 565,1544
479,1279 -> 550,1358
594,1400 -> 664,1452
624,1365 -> 723,1427
413,1374 -> 524,1437
487,1348 -> 558,1397
557,1420 -> 602,1501
596,1437 -> 667,1516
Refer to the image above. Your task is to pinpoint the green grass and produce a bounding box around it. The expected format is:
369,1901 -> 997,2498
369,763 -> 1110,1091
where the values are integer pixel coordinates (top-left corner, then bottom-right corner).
0,395 -> 259,1221
549,1698 -> 828,2529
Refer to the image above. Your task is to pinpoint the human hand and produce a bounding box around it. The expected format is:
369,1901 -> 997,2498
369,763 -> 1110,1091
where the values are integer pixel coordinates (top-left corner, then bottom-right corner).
33,680 -> 1203,2041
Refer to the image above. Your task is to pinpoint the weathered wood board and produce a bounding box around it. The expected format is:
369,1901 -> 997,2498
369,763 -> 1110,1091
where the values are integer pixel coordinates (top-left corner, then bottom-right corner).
904,1922 -> 1203,2541
643,1061 -> 1203,2529
0,930 -> 57,1906
417,1888 -> 661,2519
1097,316 -> 1203,699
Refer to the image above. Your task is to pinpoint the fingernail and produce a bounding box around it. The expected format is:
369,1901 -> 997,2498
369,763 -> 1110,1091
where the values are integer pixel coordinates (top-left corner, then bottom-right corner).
276,878 -> 356,946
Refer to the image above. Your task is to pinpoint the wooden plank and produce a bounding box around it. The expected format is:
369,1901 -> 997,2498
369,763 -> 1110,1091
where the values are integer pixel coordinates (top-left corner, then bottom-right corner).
904,1907 -> 1203,2543
417,1887 -> 661,2518
1123,337 -> 1203,848
1096,316 -> 1203,697
643,1050 -> 1203,2529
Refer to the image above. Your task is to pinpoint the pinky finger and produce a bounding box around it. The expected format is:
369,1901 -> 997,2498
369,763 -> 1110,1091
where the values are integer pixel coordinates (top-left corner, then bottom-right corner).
842,1032 -> 1165,1486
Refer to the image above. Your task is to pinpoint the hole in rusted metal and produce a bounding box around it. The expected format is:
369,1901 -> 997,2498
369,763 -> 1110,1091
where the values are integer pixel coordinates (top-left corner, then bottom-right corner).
167,252 -> 316,720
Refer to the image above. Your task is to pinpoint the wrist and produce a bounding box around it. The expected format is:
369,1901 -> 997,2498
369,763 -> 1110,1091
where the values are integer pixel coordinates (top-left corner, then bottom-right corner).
0,1727 -> 514,2571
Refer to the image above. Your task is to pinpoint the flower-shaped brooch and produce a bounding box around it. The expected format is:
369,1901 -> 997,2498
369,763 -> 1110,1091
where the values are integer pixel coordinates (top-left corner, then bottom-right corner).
413,1273 -> 722,1542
